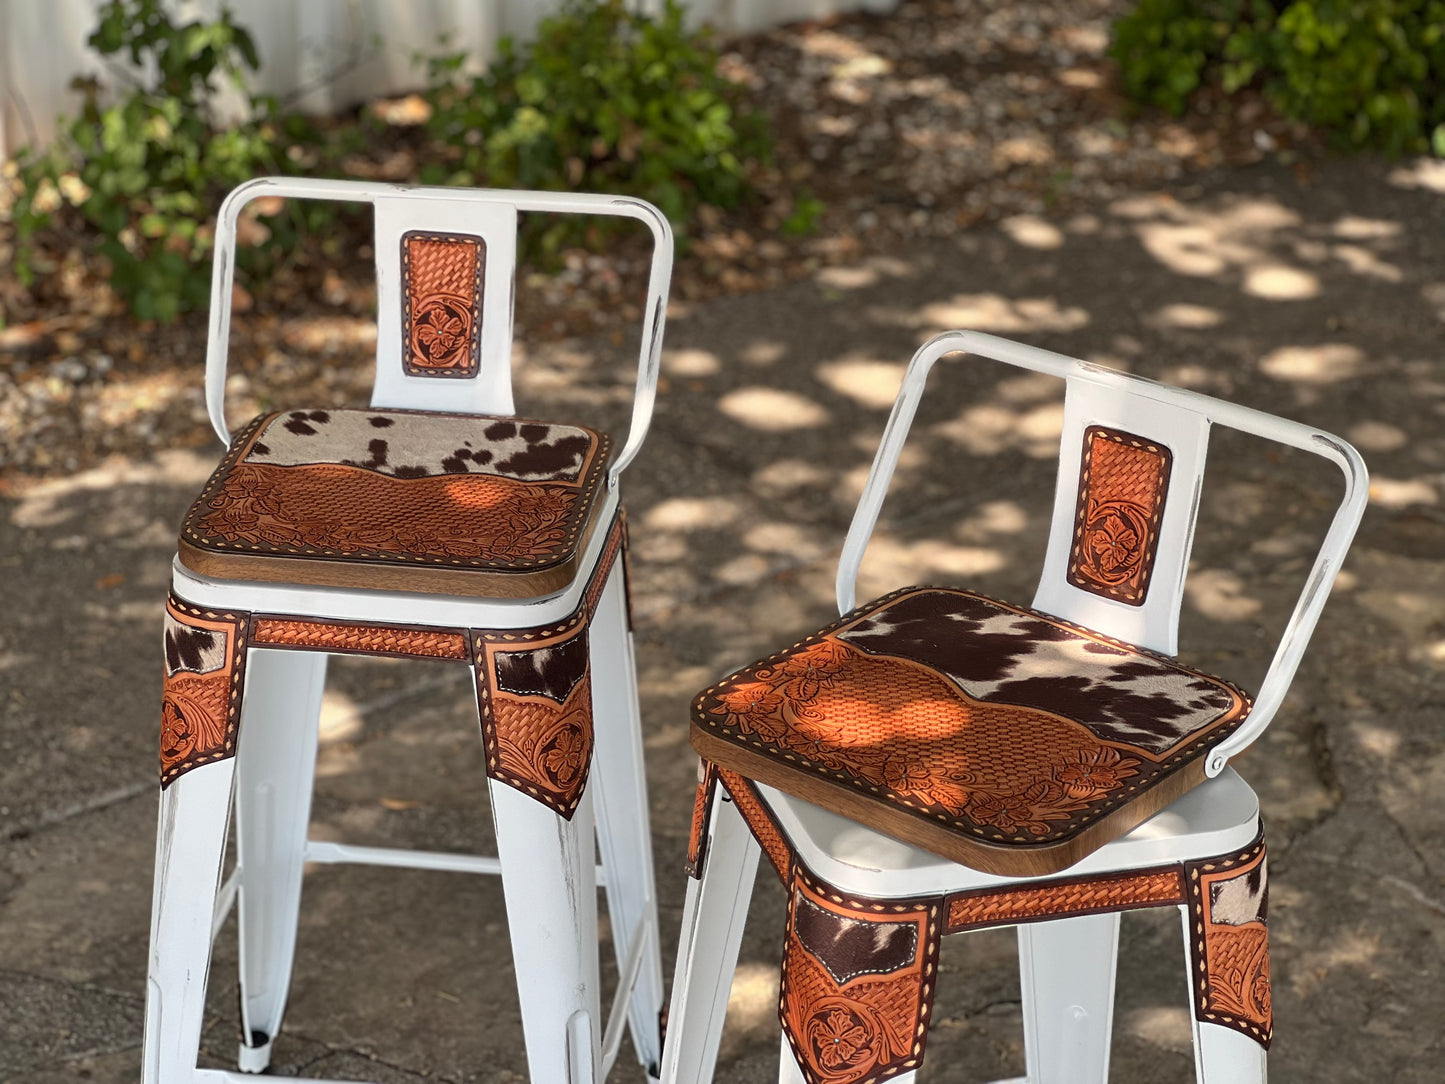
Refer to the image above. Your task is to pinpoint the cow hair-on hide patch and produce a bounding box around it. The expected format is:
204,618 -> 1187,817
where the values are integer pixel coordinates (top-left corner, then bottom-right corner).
244,410 -> 595,483
837,590 -> 1238,754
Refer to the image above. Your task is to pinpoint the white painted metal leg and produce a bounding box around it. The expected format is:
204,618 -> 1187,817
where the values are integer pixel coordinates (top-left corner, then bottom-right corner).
1193,1021 -> 1267,1083
1180,905 -> 1267,1084
490,778 -> 602,1084
1018,913 -> 1120,1084
588,565 -> 665,1073
234,648 -> 328,1069
142,760 -> 237,1084
778,1033 -> 805,1083
657,796 -> 762,1084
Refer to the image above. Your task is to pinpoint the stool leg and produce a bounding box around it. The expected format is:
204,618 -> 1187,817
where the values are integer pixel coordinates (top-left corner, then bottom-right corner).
1193,1022 -> 1267,1083
234,648 -> 328,1070
588,565 -> 664,1073
491,779 -> 603,1083
142,761 -> 237,1083
1178,898 -> 1269,1084
658,796 -> 761,1084
1018,912 -> 1120,1084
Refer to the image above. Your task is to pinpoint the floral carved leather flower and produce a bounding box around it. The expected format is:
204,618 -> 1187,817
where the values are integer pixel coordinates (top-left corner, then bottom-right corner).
411,296 -> 473,368
1055,745 -> 1136,800
807,1007 -> 876,1071
1089,510 -> 1139,572
541,724 -> 587,785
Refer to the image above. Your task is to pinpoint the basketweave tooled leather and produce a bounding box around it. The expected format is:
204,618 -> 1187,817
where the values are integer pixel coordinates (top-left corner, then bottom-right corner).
1067,425 -> 1172,605
692,586 -> 1251,873
251,617 -> 471,660
401,231 -> 485,377
160,595 -> 248,787
177,408 -> 611,596
472,511 -> 626,818
1186,830 -> 1271,1046
780,869 -> 940,1084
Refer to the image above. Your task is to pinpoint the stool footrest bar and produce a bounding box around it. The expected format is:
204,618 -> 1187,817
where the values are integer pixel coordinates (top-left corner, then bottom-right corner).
302,839 -> 610,884
211,868 -> 240,945
600,910 -> 654,1078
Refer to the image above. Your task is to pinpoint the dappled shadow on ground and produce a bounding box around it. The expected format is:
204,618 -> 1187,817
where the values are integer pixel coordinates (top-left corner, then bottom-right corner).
4,157 -> 1445,1080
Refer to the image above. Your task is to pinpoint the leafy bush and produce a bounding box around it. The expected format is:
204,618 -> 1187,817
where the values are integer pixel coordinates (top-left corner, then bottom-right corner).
6,0 -> 307,320
422,0 -> 771,252
1112,0 -> 1445,155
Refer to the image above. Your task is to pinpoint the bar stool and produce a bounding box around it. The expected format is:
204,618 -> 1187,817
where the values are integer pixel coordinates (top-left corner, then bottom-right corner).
661,330 -> 1368,1084
142,177 -> 672,1084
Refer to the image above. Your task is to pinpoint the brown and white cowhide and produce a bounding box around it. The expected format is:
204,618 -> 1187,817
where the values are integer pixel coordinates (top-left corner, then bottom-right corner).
1209,858 -> 1268,926
837,589 -> 1240,755
244,410 -> 596,483
163,613 -> 228,678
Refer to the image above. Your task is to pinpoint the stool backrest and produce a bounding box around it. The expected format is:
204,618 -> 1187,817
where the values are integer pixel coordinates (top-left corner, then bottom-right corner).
835,330 -> 1368,773
205,178 -> 673,486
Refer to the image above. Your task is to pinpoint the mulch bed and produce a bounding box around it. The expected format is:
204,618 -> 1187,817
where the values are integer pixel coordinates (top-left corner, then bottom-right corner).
0,0 -> 1312,478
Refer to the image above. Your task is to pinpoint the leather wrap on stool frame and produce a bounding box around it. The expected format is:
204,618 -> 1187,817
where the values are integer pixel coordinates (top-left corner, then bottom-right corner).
159,512 -> 628,824
159,596 -> 249,786
694,763 -> 1272,1084
472,512 -> 625,817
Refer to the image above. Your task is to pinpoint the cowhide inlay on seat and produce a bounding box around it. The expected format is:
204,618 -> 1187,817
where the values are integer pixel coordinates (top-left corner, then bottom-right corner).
691,586 -> 1252,876
178,408 -> 611,597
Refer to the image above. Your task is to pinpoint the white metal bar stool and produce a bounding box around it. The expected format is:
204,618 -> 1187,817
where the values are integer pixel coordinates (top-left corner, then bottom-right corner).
142,178 -> 673,1084
661,330 -> 1368,1084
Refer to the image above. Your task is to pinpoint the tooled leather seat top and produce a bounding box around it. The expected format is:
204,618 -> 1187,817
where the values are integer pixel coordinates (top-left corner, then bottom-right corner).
179,407 -> 611,593
692,586 -> 1251,870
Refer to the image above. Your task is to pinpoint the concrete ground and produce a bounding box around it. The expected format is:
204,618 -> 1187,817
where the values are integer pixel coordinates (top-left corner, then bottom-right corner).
4,156 -> 1445,1081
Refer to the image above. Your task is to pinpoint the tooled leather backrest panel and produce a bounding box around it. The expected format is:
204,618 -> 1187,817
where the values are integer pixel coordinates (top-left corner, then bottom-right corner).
1066,425 -> 1173,607
401,231 -> 486,378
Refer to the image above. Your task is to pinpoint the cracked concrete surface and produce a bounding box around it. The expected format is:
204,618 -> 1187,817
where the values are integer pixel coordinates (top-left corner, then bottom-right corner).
4,157 -> 1445,1080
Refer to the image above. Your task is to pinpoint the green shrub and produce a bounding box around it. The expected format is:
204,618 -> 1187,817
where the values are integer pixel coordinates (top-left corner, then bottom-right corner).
422,0 -> 771,253
1112,0 -> 1445,155
7,0 -> 304,321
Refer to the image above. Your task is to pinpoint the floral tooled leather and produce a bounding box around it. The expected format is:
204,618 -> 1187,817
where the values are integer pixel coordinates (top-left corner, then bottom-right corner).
780,870 -> 940,1084
160,596 -> 248,787
693,587 -> 1250,856
1067,426 -> 1172,605
473,514 -> 625,817
1187,831 -> 1271,1046
180,411 -> 611,579
197,463 -> 576,562
402,232 -> 484,377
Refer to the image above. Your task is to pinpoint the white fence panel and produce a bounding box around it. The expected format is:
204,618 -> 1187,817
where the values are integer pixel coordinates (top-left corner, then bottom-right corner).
0,0 -> 898,156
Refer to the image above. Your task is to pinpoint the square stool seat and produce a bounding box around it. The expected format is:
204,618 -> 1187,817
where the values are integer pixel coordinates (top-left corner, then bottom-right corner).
691,585 -> 1252,876
177,407 -> 612,597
